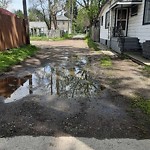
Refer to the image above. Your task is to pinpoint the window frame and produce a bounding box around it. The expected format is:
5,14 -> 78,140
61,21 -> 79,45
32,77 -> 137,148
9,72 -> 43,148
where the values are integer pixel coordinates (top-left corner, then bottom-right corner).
105,11 -> 110,29
143,0 -> 150,25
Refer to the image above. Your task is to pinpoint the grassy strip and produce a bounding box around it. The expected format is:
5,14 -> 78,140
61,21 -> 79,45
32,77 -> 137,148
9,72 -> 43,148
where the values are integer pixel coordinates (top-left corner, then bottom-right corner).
86,37 -> 99,51
0,45 -> 38,72
100,56 -> 112,67
30,34 -> 73,41
30,36 -> 50,41
133,96 -> 150,115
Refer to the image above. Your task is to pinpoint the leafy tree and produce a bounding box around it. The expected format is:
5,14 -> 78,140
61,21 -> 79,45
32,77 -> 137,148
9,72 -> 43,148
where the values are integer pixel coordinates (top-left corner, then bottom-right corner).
28,8 -> 44,21
65,0 -> 78,20
0,0 -> 11,9
75,8 -> 90,32
76,0 -> 103,27
14,10 -> 24,18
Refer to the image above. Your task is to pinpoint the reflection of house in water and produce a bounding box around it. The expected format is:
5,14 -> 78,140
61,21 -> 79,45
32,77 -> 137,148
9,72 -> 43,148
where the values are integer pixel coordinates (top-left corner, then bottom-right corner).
0,75 -> 32,98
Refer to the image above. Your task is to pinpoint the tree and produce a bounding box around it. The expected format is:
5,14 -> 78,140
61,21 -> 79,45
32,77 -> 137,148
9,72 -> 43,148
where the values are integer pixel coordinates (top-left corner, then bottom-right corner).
65,0 -> 78,20
14,10 -> 24,18
76,0 -> 103,27
0,0 -> 11,9
28,8 -> 44,21
75,8 -> 90,32
50,0 -> 65,29
29,0 -> 65,30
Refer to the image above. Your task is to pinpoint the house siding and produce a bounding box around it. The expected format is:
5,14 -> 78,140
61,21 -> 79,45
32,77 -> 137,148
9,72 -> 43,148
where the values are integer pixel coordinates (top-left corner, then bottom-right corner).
100,4 -> 110,41
128,2 -> 150,43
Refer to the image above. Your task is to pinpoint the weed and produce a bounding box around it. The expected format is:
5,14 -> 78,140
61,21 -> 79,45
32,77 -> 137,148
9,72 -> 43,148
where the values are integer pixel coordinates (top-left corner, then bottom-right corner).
0,45 -> 38,72
100,56 -> 112,67
86,37 -> 99,51
132,96 -> 150,115
143,65 -> 150,74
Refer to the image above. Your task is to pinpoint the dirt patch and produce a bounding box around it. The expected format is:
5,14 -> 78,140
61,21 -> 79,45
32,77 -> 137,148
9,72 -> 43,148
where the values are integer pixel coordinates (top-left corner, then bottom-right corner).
0,40 -> 150,139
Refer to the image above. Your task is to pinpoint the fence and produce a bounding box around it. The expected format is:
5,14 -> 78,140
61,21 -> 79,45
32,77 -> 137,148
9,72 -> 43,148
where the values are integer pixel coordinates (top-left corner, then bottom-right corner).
0,12 -> 26,51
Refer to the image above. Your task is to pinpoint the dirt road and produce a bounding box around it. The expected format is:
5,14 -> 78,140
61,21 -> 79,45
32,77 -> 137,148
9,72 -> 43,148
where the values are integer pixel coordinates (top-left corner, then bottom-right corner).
0,40 -> 150,149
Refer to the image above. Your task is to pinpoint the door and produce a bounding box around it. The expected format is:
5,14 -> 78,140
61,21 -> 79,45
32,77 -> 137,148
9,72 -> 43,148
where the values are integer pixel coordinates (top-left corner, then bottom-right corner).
116,8 -> 128,36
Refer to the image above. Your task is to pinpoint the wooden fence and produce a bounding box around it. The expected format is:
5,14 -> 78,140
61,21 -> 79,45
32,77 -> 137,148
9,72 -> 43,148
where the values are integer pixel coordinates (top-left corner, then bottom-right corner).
0,12 -> 26,51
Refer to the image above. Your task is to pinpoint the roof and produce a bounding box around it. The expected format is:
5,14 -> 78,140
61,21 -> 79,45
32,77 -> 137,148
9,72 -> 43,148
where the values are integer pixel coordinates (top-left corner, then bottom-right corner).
57,16 -> 70,21
0,8 -> 16,17
99,0 -> 111,17
29,22 -> 47,28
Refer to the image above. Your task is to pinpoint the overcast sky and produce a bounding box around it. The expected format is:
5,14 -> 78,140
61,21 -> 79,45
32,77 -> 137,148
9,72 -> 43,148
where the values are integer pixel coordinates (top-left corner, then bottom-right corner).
8,0 -> 30,12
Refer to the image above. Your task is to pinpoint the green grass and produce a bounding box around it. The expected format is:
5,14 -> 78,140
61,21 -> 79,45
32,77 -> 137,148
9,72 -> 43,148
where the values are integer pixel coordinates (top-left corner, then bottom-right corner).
30,34 -> 73,41
143,65 -> 150,74
86,37 -> 99,51
100,56 -> 112,67
133,96 -> 150,115
0,45 -> 38,72
30,36 -> 50,41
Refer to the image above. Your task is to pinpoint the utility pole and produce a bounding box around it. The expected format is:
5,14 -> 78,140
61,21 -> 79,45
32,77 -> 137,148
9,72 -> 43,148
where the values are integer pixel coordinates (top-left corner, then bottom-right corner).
23,0 -> 30,44
67,0 -> 70,34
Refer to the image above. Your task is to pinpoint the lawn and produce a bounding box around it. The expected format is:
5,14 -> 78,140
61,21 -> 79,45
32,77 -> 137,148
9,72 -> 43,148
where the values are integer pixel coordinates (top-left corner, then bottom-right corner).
30,34 -> 73,41
0,45 -> 38,72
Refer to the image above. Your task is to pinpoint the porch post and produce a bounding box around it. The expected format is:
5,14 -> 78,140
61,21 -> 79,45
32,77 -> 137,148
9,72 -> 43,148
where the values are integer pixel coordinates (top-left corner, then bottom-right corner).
120,4 -> 125,52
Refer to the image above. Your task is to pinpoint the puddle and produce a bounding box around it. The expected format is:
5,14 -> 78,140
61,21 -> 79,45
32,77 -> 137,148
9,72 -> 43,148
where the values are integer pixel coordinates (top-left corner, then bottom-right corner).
0,56 -> 104,103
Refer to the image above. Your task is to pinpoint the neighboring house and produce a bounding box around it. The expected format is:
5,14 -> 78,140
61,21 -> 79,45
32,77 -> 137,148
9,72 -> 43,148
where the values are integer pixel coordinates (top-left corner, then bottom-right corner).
99,0 -> 150,58
29,16 -> 71,36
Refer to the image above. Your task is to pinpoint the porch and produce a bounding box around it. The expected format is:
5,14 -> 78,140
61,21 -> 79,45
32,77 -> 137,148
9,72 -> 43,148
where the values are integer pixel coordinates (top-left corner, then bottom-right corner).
96,42 -> 150,66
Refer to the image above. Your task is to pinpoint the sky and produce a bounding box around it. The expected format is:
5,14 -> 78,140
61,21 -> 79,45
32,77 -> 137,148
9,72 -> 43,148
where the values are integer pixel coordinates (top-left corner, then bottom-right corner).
8,0 -> 30,12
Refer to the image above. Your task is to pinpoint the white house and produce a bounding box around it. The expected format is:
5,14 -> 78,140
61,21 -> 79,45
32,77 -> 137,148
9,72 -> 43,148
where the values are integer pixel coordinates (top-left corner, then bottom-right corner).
29,16 -> 71,36
99,0 -> 150,58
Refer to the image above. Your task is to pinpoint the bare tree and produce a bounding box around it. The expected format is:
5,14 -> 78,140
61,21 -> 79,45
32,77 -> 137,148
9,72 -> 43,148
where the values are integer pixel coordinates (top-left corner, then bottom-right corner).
0,0 -> 12,9
29,0 -> 65,30
50,0 -> 64,29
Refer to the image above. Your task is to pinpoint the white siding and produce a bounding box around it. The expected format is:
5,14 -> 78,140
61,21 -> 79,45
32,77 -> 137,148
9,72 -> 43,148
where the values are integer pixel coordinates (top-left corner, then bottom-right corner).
128,2 -> 150,43
100,4 -> 110,40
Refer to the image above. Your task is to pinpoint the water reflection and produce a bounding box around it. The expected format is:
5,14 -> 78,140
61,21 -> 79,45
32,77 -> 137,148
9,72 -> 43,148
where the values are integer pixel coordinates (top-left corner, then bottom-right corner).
0,56 -> 104,103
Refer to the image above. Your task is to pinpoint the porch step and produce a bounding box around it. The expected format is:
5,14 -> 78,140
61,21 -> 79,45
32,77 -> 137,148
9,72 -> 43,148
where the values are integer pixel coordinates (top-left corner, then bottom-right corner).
110,37 -> 142,53
143,41 -> 150,59
124,37 -> 139,42
120,37 -> 141,52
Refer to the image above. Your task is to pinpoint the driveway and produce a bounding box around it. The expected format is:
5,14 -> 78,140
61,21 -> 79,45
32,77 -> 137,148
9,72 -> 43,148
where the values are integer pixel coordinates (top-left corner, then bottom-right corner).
0,40 -> 150,149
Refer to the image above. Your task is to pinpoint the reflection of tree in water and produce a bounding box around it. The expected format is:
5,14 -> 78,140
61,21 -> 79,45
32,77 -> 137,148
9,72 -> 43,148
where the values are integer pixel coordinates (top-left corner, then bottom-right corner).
32,64 -> 100,98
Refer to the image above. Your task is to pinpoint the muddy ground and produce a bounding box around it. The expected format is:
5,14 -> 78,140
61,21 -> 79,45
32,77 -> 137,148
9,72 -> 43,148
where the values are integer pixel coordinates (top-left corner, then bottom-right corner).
0,40 -> 150,139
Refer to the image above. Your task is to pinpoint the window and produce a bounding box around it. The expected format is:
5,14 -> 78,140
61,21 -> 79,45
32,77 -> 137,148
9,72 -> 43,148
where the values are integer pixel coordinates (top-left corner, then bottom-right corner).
131,5 -> 138,16
105,11 -> 110,29
143,0 -> 150,25
101,16 -> 103,26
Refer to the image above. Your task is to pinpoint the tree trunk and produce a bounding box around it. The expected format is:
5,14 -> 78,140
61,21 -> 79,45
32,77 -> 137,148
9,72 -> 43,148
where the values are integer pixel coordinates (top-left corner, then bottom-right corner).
48,0 -> 52,30
52,14 -> 57,30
